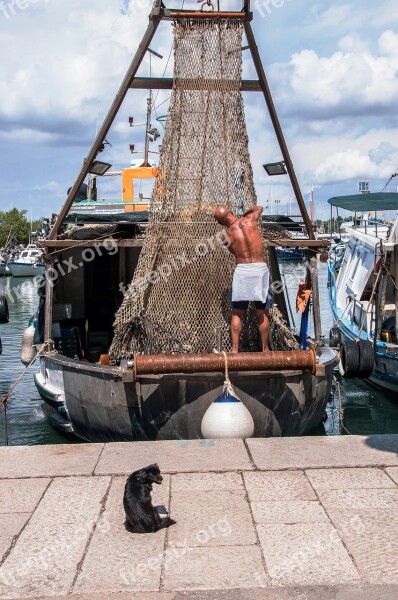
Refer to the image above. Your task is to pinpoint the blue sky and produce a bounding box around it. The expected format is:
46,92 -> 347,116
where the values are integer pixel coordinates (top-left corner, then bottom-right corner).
1,0 -> 398,222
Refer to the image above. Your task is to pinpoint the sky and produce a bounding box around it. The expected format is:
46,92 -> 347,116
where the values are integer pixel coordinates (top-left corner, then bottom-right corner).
1,0 -> 398,222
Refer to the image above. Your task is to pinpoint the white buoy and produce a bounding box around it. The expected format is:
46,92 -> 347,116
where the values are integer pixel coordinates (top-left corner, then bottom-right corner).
201,352 -> 254,439
20,325 -> 37,366
201,388 -> 255,439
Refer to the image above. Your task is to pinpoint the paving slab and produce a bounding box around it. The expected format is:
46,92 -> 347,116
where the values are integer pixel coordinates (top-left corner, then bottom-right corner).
385,467 -> 398,485
95,440 -> 253,475
244,471 -> 316,502
74,516 -> 167,594
328,511 -> 398,584
17,585 -> 398,600
0,479 -> 51,513
247,435 -> 398,470
318,488 -> 398,512
0,476 -> 110,598
163,545 -> 268,590
0,444 -> 104,479
251,500 -> 329,524
257,522 -> 360,586
168,490 -> 256,547
306,467 -> 397,490
73,475 -> 171,594
0,514 -> 30,562
171,472 -> 244,494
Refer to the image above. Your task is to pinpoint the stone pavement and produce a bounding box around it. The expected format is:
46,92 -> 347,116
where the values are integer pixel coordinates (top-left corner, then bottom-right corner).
0,435 -> 398,599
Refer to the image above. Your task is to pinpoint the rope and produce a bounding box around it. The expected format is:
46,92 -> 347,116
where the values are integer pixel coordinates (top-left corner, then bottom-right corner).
333,375 -> 354,435
221,351 -> 235,396
1,339 -> 53,446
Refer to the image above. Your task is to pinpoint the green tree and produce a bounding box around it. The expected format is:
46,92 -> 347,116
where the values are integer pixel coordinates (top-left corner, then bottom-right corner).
0,209 -> 42,247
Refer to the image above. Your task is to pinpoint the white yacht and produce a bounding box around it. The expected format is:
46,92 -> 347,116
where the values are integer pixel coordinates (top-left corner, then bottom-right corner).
7,245 -> 45,277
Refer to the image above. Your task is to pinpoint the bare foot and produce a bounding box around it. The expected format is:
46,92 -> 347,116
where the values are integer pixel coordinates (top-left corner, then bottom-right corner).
262,348 -> 270,353
231,349 -> 239,354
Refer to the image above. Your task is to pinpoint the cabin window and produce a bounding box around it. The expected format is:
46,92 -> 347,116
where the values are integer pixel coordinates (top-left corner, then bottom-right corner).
21,252 -> 28,257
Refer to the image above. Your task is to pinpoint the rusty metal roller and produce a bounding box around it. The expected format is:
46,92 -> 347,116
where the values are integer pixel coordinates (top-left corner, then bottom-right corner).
134,348 -> 317,376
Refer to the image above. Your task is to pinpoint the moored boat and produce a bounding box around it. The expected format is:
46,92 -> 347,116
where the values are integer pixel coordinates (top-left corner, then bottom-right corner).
31,0 -> 336,441
328,191 -> 398,394
7,245 -> 45,277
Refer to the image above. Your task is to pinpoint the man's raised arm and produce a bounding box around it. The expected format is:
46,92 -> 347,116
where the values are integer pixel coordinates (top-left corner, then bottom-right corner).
243,205 -> 263,220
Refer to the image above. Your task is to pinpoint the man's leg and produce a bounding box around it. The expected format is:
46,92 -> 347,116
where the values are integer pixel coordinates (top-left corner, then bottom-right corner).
256,308 -> 270,352
231,308 -> 245,353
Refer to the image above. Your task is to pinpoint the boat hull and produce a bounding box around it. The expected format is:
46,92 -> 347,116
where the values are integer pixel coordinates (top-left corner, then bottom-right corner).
35,349 -> 337,442
328,261 -> 398,396
7,262 -> 45,277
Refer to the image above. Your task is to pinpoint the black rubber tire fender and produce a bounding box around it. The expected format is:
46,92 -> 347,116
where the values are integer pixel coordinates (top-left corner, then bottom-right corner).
339,340 -> 360,378
0,294 -> 9,324
357,339 -> 374,378
329,327 -> 342,347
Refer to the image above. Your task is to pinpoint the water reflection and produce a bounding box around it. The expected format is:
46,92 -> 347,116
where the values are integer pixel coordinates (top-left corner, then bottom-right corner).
0,277 -> 66,446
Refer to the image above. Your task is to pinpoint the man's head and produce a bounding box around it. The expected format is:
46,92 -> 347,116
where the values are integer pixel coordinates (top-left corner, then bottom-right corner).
214,205 -> 235,226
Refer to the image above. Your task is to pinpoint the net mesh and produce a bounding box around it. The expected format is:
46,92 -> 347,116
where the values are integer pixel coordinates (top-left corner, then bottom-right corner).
110,20 -> 296,362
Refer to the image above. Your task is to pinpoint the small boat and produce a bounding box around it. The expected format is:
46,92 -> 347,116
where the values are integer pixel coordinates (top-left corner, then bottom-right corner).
276,247 -> 305,262
7,245 -> 45,277
328,191 -> 398,394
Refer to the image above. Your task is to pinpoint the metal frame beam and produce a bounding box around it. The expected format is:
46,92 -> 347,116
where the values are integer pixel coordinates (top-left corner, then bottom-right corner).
130,77 -> 261,91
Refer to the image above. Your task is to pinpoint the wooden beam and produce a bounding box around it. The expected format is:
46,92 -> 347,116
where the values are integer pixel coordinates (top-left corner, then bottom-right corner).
265,239 -> 330,248
39,239 -> 144,249
130,77 -> 262,91
244,21 -> 315,240
48,15 -> 161,239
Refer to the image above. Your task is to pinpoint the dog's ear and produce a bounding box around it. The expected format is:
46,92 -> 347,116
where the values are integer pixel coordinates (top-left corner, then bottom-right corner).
133,469 -> 148,483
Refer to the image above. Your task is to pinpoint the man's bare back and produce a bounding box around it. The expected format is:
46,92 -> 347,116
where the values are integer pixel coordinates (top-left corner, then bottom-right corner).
214,205 -> 264,264
214,204 -> 270,353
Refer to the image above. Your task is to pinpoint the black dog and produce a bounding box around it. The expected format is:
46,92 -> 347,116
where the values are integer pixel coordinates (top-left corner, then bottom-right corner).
123,464 -> 175,533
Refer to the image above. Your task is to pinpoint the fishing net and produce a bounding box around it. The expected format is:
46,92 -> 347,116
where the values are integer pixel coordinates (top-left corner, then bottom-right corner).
110,20 -> 296,362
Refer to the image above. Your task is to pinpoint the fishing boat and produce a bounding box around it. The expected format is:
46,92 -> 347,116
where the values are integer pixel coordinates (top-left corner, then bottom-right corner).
31,0 -> 336,441
328,191 -> 398,394
7,245 -> 45,277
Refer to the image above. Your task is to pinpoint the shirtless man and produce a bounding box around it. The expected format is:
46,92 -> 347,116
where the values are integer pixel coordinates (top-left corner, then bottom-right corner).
214,205 -> 271,353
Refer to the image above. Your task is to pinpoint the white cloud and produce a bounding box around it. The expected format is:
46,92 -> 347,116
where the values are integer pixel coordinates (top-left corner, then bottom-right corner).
273,29 -> 398,119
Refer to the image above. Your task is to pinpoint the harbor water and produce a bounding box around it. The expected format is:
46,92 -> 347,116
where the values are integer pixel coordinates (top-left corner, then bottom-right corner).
1,262 -> 397,446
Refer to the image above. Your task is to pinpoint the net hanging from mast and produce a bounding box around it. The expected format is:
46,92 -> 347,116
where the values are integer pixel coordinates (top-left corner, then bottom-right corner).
110,19 -> 295,362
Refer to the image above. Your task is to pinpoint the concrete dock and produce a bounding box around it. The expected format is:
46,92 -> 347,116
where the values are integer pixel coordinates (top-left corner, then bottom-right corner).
1,435 -> 398,599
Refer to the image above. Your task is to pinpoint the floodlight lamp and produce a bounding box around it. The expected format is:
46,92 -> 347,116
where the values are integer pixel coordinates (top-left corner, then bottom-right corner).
263,161 -> 287,176
88,160 -> 112,176
147,127 -> 160,142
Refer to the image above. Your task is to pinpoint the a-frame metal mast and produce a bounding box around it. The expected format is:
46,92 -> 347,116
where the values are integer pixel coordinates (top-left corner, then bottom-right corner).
45,0 -> 322,341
